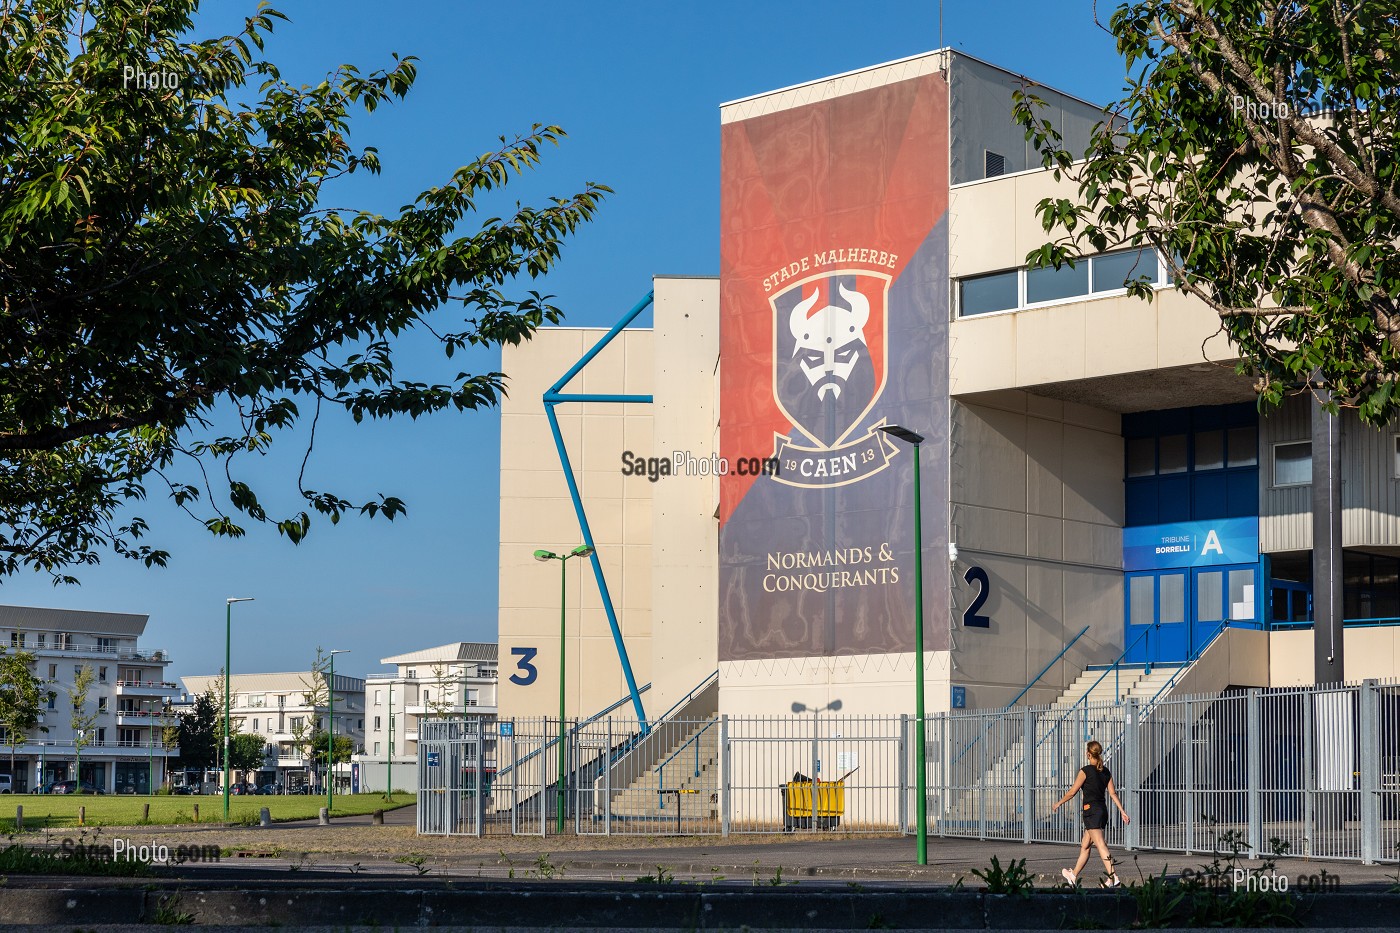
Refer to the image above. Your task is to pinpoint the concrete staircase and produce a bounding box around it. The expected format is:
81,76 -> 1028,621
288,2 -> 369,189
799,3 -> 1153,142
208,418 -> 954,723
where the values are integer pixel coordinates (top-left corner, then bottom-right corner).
608,720 -> 719,819
938,663 -> 1184,827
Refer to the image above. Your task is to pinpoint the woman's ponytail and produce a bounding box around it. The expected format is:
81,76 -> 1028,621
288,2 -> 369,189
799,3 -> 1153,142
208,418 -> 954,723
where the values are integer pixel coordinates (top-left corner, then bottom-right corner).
1087,740 -> 1104,772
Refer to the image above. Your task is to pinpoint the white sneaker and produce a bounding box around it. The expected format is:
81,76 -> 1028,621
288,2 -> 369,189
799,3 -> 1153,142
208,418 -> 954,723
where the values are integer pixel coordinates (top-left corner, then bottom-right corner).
1061,868 -> 1077,886
1105,874 -> 1122,888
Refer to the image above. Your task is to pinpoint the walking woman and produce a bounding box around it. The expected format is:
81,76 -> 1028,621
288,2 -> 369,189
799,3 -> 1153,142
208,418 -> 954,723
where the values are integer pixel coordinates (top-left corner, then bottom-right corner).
1052,740 -> 1129,887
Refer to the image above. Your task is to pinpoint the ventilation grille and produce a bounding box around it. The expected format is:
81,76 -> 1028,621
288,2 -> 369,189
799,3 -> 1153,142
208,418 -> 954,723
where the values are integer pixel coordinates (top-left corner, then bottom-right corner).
984,150 -> 1007,178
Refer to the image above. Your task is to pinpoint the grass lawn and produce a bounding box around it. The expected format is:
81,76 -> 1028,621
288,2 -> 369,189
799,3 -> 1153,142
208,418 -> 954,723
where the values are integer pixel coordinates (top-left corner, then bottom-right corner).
0,792 -> 415,831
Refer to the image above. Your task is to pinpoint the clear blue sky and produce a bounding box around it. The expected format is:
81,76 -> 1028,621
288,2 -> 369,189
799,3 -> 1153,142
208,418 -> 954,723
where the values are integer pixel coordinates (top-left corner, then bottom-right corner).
1,1 -> 1127,683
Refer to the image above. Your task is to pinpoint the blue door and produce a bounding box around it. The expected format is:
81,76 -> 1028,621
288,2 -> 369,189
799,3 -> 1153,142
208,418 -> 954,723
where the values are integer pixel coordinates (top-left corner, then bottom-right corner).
1127,564 -> 1259,664
1125,570 -> 1189,663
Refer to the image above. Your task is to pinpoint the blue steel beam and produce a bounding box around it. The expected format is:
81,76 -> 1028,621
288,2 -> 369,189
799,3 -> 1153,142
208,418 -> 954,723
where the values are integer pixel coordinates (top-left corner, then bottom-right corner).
543,291 -> 655,730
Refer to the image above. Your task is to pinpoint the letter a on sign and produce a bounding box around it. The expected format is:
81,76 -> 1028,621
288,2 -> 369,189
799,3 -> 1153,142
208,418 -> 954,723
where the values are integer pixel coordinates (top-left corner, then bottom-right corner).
1201,530 -> 1224,557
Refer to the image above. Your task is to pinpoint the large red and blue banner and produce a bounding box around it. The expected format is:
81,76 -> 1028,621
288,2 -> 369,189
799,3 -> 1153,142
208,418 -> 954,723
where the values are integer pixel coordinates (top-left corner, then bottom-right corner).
719,69 -> 951,661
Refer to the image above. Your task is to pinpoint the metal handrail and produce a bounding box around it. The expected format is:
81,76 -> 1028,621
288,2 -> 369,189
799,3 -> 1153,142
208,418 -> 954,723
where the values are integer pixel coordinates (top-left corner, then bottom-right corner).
1002,626 -> 1090,711
949,626 -> 1091,770
1144,618 -> 1233,708
652,670 -> 718,727
491,682 -> 652,781
657,718 -> 718,808
1064,624 -> 1153,715
1270,616 -> 1400,631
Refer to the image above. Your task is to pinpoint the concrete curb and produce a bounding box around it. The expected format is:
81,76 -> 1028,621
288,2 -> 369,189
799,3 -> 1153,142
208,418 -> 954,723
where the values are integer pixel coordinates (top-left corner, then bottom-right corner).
0,885 -> 1392,928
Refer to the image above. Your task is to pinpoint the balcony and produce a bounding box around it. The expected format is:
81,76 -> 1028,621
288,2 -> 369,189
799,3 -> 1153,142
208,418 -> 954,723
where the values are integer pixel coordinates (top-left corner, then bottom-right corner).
114,709 -> 172,725
114,680 -> 178,697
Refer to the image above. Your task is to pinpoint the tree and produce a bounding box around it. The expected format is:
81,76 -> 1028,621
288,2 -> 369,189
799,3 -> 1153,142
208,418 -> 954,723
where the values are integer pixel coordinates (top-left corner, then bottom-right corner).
1014,2 -> 1399,422
291,650 -> 331,787
308,731 -> 355,767
425,661 -> 463,719
0,649 -> 48,789
227,732 -> 268,775
175,690 -> 218,772
67,663 -> 97,790
160,702 -> 182,786
0,1 -> 608,581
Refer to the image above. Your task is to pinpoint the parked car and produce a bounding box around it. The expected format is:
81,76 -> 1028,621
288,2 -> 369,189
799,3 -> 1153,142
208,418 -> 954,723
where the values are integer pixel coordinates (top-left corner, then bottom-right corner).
0,774 -> 12,794
50,780 -> 104,795
171,785 -> 197,795
256,782 -> 282,795
229,782 -> 256,795
37,781 -> 58,795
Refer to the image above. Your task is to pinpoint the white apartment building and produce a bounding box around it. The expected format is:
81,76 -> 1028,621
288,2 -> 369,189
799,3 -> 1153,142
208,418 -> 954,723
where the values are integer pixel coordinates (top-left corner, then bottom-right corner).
0,605 -> 177,794
355,642 -> 498,793
180,671 -> 365,790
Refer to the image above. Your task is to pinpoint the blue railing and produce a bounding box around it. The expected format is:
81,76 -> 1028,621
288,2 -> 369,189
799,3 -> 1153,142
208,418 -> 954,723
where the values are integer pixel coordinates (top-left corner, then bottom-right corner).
1270,616 -> 1400,631
1144,618 -> 1234,707
949,626 -> 1091,770
491,682 -> 652,782
656,719 -> 718,809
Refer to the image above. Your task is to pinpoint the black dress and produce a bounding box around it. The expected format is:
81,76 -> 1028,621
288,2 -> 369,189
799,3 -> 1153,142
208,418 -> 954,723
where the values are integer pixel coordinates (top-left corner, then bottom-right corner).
1079,765 -> 1110,830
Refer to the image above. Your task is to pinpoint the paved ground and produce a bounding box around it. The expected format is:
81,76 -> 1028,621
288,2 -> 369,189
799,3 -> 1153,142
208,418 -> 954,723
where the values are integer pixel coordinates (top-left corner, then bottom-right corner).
21,806 -> 1399,888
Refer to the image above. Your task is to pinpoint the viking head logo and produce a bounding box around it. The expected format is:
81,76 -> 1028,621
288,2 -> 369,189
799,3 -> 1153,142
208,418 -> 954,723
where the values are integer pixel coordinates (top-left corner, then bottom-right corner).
789,282 -> 870,401
773,272 -> 888,448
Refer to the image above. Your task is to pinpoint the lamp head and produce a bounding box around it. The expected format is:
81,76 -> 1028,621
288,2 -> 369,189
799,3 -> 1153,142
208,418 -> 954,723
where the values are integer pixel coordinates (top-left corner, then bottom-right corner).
533,549 -> 559,562
570,545 -> 595,558
226,597 -> 255,604
879,425 -> 924,446
328,649 -> 350,656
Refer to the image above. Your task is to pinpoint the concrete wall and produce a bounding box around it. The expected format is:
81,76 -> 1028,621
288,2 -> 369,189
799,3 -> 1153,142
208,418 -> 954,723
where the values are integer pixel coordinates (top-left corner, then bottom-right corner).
948,392 -> 1124,709
1269,627 -> 1400,686
650,276 -> 721,717
498,329 -> 656,722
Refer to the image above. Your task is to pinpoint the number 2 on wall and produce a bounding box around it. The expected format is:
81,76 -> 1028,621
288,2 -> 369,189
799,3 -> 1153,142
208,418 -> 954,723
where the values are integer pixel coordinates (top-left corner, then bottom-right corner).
509,647 -> 539,685
962,566 -> 991,628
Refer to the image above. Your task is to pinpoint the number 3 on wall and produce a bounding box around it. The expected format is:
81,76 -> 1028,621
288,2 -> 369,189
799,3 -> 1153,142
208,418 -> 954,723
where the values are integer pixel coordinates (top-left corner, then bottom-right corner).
962,566 -> 991,629
509,646 -> 539,685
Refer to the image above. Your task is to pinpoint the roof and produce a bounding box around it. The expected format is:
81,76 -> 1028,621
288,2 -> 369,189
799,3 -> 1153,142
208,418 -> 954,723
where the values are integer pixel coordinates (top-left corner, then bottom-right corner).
182,671 -> 365,696
0,604 -> 149,636
380,642 -> 498,666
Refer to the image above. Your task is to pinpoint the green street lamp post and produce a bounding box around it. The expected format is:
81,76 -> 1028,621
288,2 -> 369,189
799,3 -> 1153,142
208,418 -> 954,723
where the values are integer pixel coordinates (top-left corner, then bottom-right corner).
534,544 -> 595,833
223,597 -> 255,823
386,680 -> 394,799
879,425 -> 928,865
326,650 -> 350,812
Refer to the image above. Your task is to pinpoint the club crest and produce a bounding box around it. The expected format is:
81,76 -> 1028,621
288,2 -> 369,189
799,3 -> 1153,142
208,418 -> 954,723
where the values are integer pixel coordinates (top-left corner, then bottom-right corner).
770,271 -> 896,487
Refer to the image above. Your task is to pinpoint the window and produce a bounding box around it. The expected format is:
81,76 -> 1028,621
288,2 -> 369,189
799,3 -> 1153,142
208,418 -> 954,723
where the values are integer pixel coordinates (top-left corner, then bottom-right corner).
9,632 -> 23,648
1228,569 -> 1256,621
1197,571 -> 1224,622
37,633 -> 46,648
358,718 -> 363,729
1274,441 -> 1312,487
47,693 -> 55,710
98,666 -> 107,682
1194,430 -> 1224,470
1160,573 -> 1186,624
47,664 -> 56,679
1026,261 -> 1089,304
374,689 -> 382,705
959,270 -> 1018,316
1227,427 -> 1259,467
98,697 -> 108,712
97,638 -> 113,652
252,718 -> 259,731
1158,434 -> 1188,474
1126,438 -> 1155,477
374,716 -> 382,730
373,742 -> 381,755
984,150 -> 1007,178
289,716 -> 304,731
1393,436 -> 1400,478
407,669 -> 418,679
74,666 -> 81,678
1129,576 -> 1154,625
97,728 -> 106,744
1091,248 -> 1159,293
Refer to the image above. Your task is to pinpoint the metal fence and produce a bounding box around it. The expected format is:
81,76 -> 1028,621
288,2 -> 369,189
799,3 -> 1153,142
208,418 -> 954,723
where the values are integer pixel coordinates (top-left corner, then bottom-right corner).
417,681 -> 1400,864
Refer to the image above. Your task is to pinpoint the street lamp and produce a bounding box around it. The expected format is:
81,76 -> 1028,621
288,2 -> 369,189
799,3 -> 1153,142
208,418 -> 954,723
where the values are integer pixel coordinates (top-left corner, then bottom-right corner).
326,649 -> 350,812
534,543 -> 595,833
879,424 -> 929,865
223,597 -> 255,822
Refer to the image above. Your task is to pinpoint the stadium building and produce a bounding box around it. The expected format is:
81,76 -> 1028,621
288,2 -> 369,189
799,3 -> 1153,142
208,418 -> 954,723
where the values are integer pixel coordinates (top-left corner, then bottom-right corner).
495,49 -> 1400,732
